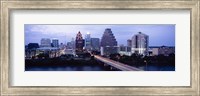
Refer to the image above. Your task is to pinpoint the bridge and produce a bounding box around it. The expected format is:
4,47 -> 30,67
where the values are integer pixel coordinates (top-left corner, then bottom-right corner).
93,55 -> 143,71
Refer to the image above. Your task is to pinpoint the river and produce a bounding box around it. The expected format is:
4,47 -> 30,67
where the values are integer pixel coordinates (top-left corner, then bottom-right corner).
26,64 -> 175,71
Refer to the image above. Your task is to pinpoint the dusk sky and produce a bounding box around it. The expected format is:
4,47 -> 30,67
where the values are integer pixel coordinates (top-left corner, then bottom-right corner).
25,24 -> 175,46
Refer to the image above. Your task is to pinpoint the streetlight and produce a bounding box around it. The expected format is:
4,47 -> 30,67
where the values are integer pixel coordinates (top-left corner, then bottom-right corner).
144,60 -> 147,71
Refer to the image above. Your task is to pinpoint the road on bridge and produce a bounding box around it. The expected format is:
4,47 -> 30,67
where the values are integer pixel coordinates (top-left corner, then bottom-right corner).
94,55 -> 143,71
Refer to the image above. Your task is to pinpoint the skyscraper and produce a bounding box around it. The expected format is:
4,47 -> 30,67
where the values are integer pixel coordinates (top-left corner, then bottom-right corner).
84,32 -> 92,50
101,28 -> 117,47
40,38 -> 51,47
52,38 -> 59,47
75,31 -> 84,52
67,38 -> 75,49
91,38 -> 100,51
71,38 -> 75,50
100,28 -> 118,56
131,32 -> 149,55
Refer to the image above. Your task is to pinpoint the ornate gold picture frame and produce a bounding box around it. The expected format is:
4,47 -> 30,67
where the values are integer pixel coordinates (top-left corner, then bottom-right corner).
1,0 -> 199,95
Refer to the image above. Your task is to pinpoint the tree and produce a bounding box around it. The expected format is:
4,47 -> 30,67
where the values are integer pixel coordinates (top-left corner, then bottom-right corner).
37,53 -> 49,59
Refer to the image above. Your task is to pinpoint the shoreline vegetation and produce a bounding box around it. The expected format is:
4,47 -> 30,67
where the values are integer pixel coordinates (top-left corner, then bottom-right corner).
25,53 -> 175,71
109,53 -> 175,67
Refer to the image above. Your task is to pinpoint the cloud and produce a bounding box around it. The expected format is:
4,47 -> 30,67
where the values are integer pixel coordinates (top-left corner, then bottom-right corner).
25,24 -> 175,46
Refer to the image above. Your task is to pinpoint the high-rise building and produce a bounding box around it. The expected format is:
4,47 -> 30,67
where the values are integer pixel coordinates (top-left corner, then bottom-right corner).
40,38 -> 51,47
127,39 -> 132,47
100,46 -> 119,56
52,38 -> 59,47
91,38 -> 100,51
101,28 -> 117,47
84,32 -> 92,50
66,42 -> 72,49
100,28 -> 118,56
131,32 -> 149,55
75,31 -> 84,52
119,45 -> 132,56
71,38 -> 75,50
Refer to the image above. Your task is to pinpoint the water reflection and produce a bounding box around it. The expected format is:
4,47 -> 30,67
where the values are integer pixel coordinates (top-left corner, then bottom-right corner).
139,66 -> 175,71
26,64 -> 110,71
26,65 -> 174,71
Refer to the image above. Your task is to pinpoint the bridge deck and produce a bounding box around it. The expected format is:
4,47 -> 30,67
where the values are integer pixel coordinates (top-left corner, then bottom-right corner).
94,55 -> 143,71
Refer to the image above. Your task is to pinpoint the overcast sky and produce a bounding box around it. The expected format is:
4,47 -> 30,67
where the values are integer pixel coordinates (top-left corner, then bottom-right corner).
25,24 -> 175,46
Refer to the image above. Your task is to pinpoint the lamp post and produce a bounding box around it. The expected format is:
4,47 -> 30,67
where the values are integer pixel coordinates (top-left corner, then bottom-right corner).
144,60 -> 147,71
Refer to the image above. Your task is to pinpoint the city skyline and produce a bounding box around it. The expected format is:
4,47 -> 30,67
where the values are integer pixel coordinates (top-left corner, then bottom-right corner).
25,24 -> 175,46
